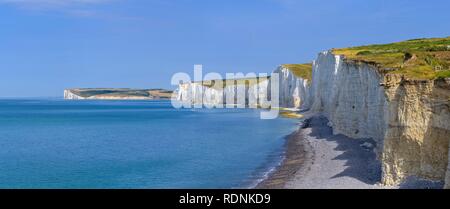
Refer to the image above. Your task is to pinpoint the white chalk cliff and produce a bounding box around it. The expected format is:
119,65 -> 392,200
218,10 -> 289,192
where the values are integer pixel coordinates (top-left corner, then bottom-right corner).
177,78 -> 273,108
177,67 -> 311,109
309,51 -> 387,154
64,89 -> 86,100
275,66 -> 311,109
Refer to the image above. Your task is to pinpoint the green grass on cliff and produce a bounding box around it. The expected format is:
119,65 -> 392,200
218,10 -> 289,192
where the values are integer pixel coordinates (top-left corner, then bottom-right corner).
282,63 -> 313,81
332,37 -> 450,79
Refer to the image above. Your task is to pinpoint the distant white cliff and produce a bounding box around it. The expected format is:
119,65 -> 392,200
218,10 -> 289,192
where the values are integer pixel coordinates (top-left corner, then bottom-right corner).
64,88 -> 173,100
177,77 -> 274,108
177,66 -> 312,109
275,66 -> 311,109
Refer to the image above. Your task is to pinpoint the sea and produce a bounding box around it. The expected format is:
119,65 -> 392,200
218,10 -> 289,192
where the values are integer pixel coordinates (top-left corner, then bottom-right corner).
0,99 -> 297,188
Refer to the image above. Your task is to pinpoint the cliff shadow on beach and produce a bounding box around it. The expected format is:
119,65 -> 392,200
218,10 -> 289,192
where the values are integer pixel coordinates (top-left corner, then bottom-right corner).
306,116 -> 383,185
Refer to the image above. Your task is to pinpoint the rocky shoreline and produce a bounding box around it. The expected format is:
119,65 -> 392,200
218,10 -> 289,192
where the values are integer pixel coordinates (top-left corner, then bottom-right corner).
256,127 -> 308,189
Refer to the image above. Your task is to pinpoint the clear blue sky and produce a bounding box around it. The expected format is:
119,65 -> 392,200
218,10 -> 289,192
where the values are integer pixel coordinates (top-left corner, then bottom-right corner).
1,0 -> 449,97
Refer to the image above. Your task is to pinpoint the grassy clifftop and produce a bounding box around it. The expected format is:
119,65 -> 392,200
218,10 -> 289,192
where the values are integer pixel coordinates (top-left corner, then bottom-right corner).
333,37 -> 450,79
282,63 -> 313,81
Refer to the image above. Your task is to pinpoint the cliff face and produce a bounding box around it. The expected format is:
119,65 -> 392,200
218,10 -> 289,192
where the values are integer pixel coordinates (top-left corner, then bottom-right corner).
309,51 -> 450,186
64,90 -> 86,100
275,66 -> 311,109
447,143 -> 450,188
177,69 -> 311,109
382,76 -> 450,185
310,51 -> 388,150
177,78 -> 270,108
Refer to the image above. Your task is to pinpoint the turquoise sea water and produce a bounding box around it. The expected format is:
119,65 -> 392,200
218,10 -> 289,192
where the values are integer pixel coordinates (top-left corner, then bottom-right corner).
0,99 -> 297,188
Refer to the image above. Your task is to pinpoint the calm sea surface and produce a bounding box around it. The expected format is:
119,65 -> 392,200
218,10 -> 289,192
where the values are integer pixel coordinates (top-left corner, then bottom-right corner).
0,99 -> 297,188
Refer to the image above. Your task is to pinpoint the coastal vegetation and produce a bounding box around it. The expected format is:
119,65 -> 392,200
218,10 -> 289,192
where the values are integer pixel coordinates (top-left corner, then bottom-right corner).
332,37 -> 450,79
282,63 -> 313,81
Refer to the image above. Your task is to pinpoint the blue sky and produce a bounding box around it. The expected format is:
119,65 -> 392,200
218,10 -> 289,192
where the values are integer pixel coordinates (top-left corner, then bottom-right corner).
0,0 -> 449,97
